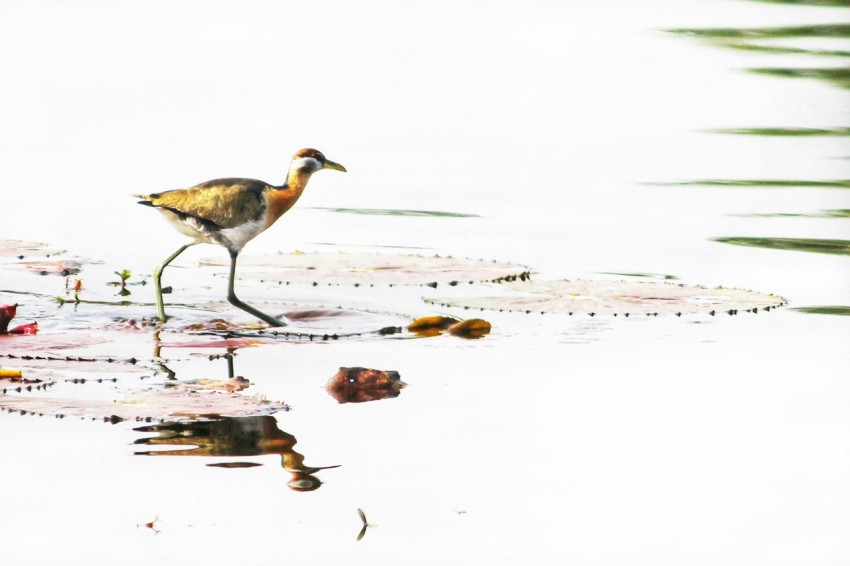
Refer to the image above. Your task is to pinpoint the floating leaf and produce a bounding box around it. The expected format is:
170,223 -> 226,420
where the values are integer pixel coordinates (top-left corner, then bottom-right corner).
200,252 -> 530,287
426,280 -> 786,316
0,383 -> 288,421
16,258 -> 83,276
0,239 -> 64,259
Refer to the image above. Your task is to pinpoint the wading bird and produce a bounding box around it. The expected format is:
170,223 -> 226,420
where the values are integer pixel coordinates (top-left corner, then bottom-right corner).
135,148 -> 346,326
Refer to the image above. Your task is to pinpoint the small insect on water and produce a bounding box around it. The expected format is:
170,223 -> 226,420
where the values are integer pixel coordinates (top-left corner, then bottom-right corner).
135,148 -> 346,326
357,507 -> 377,542
137,516 -> 160,534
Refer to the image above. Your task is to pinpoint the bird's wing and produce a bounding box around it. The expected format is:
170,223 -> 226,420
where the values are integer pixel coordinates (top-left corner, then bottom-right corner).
142,179 -> 269,229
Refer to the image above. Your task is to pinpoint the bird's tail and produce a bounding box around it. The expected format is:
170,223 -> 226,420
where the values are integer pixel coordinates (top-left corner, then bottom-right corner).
133,194 -> 155,206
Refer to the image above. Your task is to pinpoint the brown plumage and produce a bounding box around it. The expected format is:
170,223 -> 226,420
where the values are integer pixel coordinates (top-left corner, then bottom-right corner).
136,148 -> 346,326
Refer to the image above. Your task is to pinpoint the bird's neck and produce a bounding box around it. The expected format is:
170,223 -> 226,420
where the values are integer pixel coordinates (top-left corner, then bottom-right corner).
285,166 -> 315,194
264,170 -> 313,226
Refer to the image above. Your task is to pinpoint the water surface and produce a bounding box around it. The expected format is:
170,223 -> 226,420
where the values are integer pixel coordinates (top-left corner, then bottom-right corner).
1,1 -> 849,565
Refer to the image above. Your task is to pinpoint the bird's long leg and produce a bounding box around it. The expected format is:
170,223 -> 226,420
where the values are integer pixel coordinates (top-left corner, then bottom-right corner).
226,250 -> 287,327
153,242 -> 197,323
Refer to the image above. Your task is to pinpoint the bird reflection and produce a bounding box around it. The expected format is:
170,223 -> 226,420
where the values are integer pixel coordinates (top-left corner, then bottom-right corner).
134,415 -> 340,491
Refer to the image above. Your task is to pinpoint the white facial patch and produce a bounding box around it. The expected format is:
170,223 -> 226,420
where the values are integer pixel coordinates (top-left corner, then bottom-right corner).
290,157 -> 322,175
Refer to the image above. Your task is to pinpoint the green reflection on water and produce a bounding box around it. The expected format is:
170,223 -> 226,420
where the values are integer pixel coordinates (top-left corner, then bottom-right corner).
749,0 -> 850,7
667,24 -> 850,58
708,127 -> 850,137
750,67 -> 850,90
669,23 -> 850,41
659,179 -> 850,189
735,209 -> 850,218
310,206 -> 479,218
667,23 -> 850,88
790,306 -> 850,316
714,237 -> 850,256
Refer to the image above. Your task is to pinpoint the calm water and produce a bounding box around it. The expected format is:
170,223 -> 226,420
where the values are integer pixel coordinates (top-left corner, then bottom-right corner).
2,1 -> 849,564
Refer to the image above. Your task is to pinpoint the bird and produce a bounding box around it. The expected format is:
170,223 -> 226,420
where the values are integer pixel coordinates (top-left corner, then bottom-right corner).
135,148 -> 346,326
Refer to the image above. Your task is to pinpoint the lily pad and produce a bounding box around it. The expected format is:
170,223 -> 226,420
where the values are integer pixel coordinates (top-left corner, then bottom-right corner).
0,239 -> 65,259
0,382 -> 288,421
200,252 -> 530,287
426,280 -> 786,316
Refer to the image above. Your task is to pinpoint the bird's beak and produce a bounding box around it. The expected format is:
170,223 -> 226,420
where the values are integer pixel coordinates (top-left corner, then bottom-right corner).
323,159 -> 347,172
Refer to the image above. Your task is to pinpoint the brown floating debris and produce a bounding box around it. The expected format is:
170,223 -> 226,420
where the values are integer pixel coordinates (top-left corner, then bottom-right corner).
326,367 -> 406,404
0,369 -> 24,379
407,315 -> 491,338
407,315 -> 461,336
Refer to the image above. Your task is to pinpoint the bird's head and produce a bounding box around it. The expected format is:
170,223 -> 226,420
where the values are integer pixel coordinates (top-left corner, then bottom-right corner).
290,148 -> 347,175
